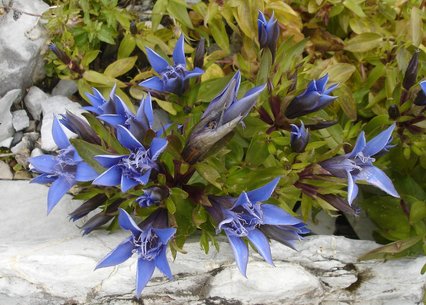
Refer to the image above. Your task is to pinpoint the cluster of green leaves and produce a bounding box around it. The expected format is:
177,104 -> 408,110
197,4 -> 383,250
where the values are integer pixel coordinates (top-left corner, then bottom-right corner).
42,0 -> 426,268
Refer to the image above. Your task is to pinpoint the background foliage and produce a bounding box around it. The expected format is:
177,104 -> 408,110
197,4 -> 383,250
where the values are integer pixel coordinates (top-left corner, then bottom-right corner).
42,0 -> 426,267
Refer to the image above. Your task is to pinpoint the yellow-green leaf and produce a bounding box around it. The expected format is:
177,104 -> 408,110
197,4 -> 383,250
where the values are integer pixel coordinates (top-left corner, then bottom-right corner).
195,163 -> 222,189
104,56 -> 137,78
154,98 -> 177,115
118,34 -> 136,59
325,63 -> 356,83
168,0 -> 194,29
344,32 -> 382,53
410,7 -> 423,47
343,0 -> 366,17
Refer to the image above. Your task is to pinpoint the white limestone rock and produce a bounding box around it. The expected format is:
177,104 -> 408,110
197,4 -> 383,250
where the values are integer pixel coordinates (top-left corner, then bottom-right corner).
0,181 -> 425,305
0,137 -> 14,149
0,0 -> 49,97
24,86 -> 49,120
0,89 -> 22,141
40,96 -> 84,151
12,110 -> 30,132
0,161 -> 13,179
51,80 -> 78,97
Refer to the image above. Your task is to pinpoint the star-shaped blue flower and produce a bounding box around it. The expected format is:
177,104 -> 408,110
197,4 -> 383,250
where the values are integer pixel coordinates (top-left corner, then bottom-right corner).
208,178 -> 308,276
258,11 -> 280,55
321,123 -> 400,205
29,117 -> 98,214
139,35 -> 204,95
96,208 -> 176,297
92,125 -> 167,192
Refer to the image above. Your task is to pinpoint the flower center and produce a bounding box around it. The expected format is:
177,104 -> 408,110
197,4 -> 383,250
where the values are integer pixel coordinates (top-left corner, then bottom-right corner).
133,228 -> 162,261
219,200 -> 263,237
120,149 -> 153,177
53,146 -> 78,181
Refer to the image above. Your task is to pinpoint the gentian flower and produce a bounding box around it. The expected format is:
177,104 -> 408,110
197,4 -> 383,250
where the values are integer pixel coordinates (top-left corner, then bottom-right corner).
207,178 -> 308,276
83,86 -> 116,115
290,122 -> 309,153
92,125 -> 167,192
258,11 -> 280,57
136,186 -> 168,207
29,117 -> 98,214
96,208 -> 176,297
321,123 -> 399,205
285,74 -> 338,119
59,110 -> 101,144
414,80 -> 426,106
182,71 -> 265,163
98,93 -> 158,139
139,35 -> 204,95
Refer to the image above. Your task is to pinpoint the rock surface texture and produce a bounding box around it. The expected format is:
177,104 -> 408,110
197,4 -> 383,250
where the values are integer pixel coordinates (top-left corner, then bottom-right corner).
0,181 -> 425,305
0,0 -> 49,97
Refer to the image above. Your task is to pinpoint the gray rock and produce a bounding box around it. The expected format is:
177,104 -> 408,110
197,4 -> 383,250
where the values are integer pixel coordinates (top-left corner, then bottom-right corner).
30,147 -> 43,158
25,120 -> 37,132
0,89 -> 22,141
24,86 -> 49,120
0,161 -> 13,179
0,0 -> 49,97
51,80 -> 78,97
0,137 -> 14,148
12,110 -> 30,132
11,131 -> 24,147
41,96 -> 84,151
0,181 -> 425,305
11,132 -> 39,166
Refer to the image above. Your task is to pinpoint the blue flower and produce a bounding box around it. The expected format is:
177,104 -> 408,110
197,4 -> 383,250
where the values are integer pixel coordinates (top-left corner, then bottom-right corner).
83,86 -> 116,115
139,35 -> 204,95
321,123 -> 400,205
29,117 -> 98,214
258,11 -> 280,56
414,80 -> 426,106
290,122 -> 309,153
285,74 -> 338,119
136,187 -> 168,207
208,178 -> 308,276
98,93 -> 159,139
96,208 -> 176,297
182,71 -> 265,163
92,125 -> 167,192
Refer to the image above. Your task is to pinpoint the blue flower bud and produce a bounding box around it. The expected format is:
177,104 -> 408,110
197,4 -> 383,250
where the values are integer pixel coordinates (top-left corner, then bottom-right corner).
290,122 -> 309,153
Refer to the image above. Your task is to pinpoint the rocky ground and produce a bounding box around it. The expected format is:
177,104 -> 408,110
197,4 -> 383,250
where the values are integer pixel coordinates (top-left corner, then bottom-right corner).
0,180 -> 425,305
0,1 -> 425,304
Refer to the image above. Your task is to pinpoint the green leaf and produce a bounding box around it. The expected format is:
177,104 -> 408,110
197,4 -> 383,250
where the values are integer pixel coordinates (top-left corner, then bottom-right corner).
344,33 -> 382,53
195,163 -> 222,189
104,56 -> 137,78
70,139 -> 109,173
256,49 -> 272,85
83,70 -> 121,86
325,63 -> 356,84
118,34 -> 136,59
359,236 -> 422,260
167,0 -> 194,29
409,200 -> 426,224
81,50 -> 100,67
165,198 -> 177,214
210,19 -> 230,53
152,0 -> 168,31
153,98 -> 177,115
410,7 -> 423,47
192,205 -> 207,228
343,0 -> 366,17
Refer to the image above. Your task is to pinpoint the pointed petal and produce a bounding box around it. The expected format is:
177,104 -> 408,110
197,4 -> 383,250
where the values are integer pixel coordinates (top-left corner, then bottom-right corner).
136,258 -> 156,297
354,165 -> 400,198
246,177 -> 280,203
324,83 -> 339,95
226,233 -> 249,277
82,105 -> 101,115
146,48 -> 169,73
94,155 -> 124,168
222,84 -> 266,124
363,124 -> 396,157
173,35 -> 186,66
348,131 -> 367,158
118,208 -> 142,235
30,174 -> 56,184
121,174 -> 140,192
136,93 -> 154,129
139,77 -> 164,92
247,229 -> 273,265
150,137 -> 168,160
95,238 -> 134,269
98,114 -> 126,126
29,155 -> 56,173
47,176 -> 73,214
316,74 -> 329,92
153,228 -> 176,244
117,125 -> 144,151
52,116 -> 70,149
92,165 -> 122,186
136,169 -> 151,185
233,191 -> 250,209
347,171 -> 359,205
76,162 -> 98,182
420,80 -> 426,93
155,247 -> 173,279
261,204 -> 303,225
258,11 -> 266,23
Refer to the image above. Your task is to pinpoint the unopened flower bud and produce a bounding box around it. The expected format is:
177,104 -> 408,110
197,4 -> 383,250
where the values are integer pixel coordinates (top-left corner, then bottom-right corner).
290,122 -> 309,153
403,50 -> 419,90
388,104 -> 400,119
